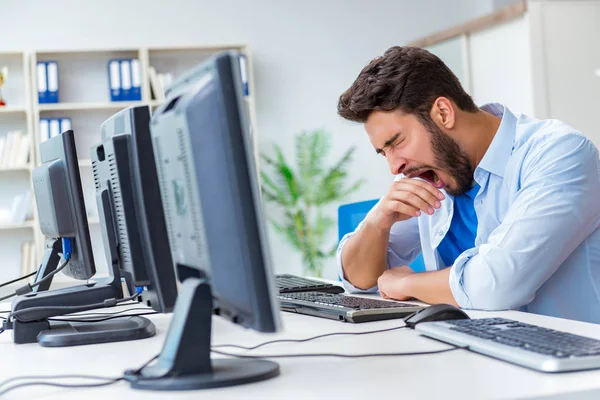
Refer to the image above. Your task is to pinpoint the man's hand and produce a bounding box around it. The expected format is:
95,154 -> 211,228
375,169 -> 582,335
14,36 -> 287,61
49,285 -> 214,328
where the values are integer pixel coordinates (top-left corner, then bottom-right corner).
377,265 -> 415,300
368,178 -> 445,230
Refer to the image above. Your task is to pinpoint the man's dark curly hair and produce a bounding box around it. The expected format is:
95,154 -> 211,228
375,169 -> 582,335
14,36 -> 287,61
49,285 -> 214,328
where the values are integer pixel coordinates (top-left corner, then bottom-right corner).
338,46 -> 478,126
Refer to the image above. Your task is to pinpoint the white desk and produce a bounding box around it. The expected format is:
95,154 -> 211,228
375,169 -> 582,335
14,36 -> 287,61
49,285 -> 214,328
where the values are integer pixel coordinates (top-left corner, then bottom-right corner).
2,300 -> 600,400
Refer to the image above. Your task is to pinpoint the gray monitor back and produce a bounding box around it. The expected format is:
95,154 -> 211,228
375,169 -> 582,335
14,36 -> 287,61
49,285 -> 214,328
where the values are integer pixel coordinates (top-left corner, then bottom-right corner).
92,106 -> 178,313
150,51 -> 281,333
32,130 -> 96,280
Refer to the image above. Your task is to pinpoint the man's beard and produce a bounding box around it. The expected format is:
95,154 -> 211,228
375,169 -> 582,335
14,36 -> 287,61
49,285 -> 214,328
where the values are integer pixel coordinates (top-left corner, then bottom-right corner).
424,118 -> 474,196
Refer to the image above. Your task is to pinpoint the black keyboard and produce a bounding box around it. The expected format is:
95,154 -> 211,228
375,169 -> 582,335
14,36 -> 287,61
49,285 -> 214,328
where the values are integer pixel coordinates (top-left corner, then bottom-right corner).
415,317 -> 600,372
279,291 -> 415,309
276,274 -> 344,294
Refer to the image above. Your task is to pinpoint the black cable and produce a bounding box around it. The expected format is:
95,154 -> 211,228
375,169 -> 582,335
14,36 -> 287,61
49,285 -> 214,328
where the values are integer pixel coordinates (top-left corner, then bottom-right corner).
212,346 -> 466,359
0,292 -> 16,302
0,374 -> 123,388
0,270 -> 37,289
0,301 -> 142,315
132,354 -> 160,374
50,311 -> 158,323
0,308 -> 155,325
5,260 -> 70,299
29,259 -> 69,289
213,326 -> 407,351
50,307 -> 153,318
118,292 -> 142,304
8,292 -> 142,322
0,376 -> 123,397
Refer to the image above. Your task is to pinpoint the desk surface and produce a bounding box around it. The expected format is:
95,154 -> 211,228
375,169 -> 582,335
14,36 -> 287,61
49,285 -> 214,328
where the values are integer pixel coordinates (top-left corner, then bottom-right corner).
2,298 -> 600,400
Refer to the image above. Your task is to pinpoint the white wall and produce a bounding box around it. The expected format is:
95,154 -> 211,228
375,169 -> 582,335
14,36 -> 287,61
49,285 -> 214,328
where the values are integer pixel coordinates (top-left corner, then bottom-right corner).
469,15 -> 535,116
2,0 -> 491,278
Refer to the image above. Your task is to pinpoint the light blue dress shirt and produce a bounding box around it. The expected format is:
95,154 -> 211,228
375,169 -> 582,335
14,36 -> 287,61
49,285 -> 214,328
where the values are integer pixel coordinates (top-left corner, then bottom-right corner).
337,103 -> 600,324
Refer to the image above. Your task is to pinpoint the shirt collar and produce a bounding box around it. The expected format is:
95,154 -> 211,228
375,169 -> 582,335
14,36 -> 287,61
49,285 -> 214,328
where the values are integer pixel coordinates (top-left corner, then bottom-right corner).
476,103 -> 517,178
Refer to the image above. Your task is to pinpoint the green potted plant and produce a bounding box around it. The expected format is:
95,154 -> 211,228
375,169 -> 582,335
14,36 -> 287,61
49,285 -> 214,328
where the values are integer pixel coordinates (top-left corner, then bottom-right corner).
260,129 -> 364,277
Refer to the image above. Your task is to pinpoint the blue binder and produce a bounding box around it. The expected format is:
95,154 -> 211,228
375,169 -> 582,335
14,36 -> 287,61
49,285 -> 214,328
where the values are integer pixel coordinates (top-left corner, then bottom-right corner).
108,58 -> 142,101
40,117 -> 72,141
59,118 -> 72,134
108,59 -> 121,101
37,61 -> 59,104
239,54 -> 249,96
120,59 -> 132,101
130,59 -> 142,101
36,62 -> 48,104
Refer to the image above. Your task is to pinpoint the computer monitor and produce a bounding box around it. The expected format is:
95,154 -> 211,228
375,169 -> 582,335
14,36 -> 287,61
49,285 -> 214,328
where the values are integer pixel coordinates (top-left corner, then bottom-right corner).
32,129 -> 95,283
9,130 -> 154,346
124,51 -> 282,390
92,105 -> 178,313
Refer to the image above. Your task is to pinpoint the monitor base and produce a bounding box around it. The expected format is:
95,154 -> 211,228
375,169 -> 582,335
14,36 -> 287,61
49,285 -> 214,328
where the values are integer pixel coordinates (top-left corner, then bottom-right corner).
123,278 -> 280,391
125,358 -> 279,391
37,316 -> 155,347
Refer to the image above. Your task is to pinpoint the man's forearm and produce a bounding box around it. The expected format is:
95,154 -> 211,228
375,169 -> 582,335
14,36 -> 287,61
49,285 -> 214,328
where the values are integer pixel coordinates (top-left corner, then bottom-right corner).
402,268 -> 458,306
341,219 -> 390,290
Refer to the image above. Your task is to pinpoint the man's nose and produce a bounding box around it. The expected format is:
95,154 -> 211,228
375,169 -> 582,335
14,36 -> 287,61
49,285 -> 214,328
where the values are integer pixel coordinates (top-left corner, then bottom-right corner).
388,155 -> 407,175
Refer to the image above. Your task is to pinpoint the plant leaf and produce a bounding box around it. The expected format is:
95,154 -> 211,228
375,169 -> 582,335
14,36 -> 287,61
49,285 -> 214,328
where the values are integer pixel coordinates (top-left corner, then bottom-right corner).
260,172 -> 292,206
273,145 -> 299,205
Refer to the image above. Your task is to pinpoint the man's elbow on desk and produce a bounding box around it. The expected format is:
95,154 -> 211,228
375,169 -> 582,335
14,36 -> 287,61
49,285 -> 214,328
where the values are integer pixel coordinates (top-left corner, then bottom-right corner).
376,265 -> 523,311
451,282 -> 528,312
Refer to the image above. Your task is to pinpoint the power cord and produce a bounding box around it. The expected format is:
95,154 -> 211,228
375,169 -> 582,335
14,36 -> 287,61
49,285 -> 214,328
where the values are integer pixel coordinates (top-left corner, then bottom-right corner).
0,270 -> 38,290
0,292 -> 17,303
0,353 -> 160,396
24,259 -> 69,292
0,238 -> 73,303
0,375 -> 124,397
213,325 -> 407,351
211,325 -> 468,358
211,346 -> 466,359
51,311 -> 158,323
0,310 -> 157,323
50,306 -> 154,319
7,291 -> 142,323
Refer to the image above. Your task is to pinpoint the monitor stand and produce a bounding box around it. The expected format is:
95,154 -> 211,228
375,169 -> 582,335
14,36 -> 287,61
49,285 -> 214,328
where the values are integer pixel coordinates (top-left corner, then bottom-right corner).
31,238 -> 63,293
8,200 -> 154,346
123,278 -> 280,390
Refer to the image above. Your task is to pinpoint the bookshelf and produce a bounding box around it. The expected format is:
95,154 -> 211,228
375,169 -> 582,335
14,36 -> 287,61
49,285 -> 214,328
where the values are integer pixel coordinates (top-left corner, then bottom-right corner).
0,51 -> 36,283
21,44 -> 257,280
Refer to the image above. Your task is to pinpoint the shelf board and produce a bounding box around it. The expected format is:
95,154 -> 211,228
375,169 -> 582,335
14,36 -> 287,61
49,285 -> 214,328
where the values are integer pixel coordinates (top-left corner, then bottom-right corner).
148,44 -> 246,53
37,101 -> 145,112
0,165 -> 31,172
0,106 -> 27,114
0,220 -> 35,231
150,97 -> 251,108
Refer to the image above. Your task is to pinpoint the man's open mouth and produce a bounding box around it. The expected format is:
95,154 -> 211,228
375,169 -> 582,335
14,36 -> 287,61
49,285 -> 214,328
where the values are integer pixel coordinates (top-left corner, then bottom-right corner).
410,169 -> 445,189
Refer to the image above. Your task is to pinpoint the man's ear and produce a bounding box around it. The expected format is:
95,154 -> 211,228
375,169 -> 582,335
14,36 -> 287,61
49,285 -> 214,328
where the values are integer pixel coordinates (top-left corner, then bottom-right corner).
430,97 -> 455,130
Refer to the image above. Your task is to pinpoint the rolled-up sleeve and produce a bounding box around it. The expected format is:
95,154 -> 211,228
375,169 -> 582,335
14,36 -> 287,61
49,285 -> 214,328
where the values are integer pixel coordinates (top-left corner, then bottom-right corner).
337,203 -> 422,293
450,134 -> 600,310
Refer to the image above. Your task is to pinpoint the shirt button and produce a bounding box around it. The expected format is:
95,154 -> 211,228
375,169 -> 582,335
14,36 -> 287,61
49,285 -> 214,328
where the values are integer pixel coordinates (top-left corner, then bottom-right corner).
438,229 -> 444,236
